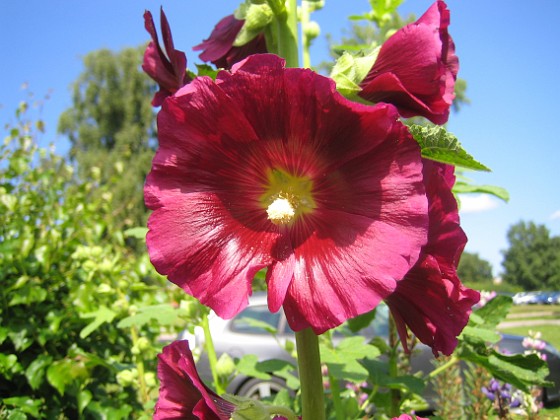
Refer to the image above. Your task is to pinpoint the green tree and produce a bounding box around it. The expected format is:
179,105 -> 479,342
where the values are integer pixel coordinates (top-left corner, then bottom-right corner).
502,221 -> 560,290
58,47 -> 156,231
458,251 -> 494,285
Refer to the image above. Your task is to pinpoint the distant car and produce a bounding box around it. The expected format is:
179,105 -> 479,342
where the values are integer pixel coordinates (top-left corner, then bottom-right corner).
513,291 -> 542,305
180,292 -> 560,407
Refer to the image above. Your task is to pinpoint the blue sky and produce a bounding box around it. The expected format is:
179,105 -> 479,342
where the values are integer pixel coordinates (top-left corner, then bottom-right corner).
2,1 -> 559,277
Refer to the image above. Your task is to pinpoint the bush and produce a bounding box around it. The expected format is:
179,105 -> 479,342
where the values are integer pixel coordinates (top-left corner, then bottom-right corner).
0,100 -> 189,419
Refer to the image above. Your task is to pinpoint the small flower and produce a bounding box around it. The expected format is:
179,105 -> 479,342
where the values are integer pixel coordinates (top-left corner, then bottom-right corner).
358,0 -> 458,124
385,160 -> 480,356
145,54 -> 428,334
154,340 -> 234,419
392,414 -> 429,420
143,8 -> 192,106
193,15 -> 268,69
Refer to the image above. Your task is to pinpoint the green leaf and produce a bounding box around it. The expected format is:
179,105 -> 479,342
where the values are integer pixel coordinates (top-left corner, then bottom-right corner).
195,64 -> 220,80
1,397 -> 42,418
330,50 -> 379,98
453,181 -> 510,202
46,359 -> 88,395
123,227 -> 148,239
408,124 -> 491,171
346,308 -> 377,333
78,389 -> 92,415
473,295 -> 512,328
117,304 -> 178,329
235,355 -> 271,380
320,336 -> 380,383
458,345 -> 552,392
8,287 -> 47,306
80,306 -> 117,339
25,354 -> 53,390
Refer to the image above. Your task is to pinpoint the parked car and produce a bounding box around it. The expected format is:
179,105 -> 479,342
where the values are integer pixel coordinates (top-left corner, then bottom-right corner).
179,292 -> 560,407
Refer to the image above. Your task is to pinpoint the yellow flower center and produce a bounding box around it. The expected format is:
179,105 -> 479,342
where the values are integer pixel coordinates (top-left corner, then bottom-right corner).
260,169 -> 315,226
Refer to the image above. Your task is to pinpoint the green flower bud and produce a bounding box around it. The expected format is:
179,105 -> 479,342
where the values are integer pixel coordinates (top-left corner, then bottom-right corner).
137,337 -> 150,351
216,353 -> 235,378
303,21 -> 320,41
144,371 -> 156,387
116,369 -> 137,387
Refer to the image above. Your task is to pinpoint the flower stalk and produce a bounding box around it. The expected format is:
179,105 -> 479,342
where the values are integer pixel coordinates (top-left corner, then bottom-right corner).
274,0 -> 299,67
201,312 -> 225,394
295,328 -> 326,420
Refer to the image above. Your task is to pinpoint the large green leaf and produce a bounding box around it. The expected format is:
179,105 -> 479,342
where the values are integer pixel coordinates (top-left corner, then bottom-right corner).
409,124 -> 490,171
320,336 -> 380,383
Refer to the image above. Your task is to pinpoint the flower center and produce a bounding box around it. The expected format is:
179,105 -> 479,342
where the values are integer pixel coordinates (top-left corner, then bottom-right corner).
260,169 -> 315,226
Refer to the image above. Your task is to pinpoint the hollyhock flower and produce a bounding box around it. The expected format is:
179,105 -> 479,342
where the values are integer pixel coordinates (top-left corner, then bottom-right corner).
154,340 -> 234,419
358,0 -> 458,124
143,8 -> 192,107
385,160 -> 480,356
193,14 -> 268,69
145,54 -> 428,334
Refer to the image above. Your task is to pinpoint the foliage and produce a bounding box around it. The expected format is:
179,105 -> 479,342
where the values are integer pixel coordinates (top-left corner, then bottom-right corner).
57,47 -> 157,232
457,251 -> 494,285
502,221 -> 560,290
0,101 -> 190,418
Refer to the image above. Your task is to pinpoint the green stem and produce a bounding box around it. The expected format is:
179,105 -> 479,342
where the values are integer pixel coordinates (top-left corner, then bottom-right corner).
130,326 -> 149,404
428,355 -> 459,378
201,312 -> 224,394
328,373 -> 345,420
388,315 -> 400,417
295,328 -> 325,420
275,0 -> 299,67
300,1 -> 311,68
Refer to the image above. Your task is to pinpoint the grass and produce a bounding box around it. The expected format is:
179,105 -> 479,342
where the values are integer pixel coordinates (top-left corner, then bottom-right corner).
500,304 -> 560,349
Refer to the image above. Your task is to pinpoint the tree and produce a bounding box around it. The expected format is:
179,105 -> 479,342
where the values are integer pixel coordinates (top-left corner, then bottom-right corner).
58,47 -> 156,231
502,221 -> 560,290
457,251 -> 494,285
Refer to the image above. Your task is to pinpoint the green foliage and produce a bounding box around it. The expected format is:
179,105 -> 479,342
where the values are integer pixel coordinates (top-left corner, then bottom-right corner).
57,47 -> 156,232
0,102 -> 189,418
502,221 -> 560,290
408,124 -> 490,172
457,251 -> 494,284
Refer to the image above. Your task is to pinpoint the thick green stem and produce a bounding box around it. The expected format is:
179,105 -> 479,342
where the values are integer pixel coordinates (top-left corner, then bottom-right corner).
275,0 -> 299,67
201,313 -> 224,394
295,328 -> 325,420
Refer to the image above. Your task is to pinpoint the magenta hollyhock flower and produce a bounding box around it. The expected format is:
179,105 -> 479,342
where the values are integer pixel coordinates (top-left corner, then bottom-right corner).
193,15 -> 268,69
385,160 -> 480,356
145,54 -> 429,334
358,0 -> 458,124
154,340 -> 234,419
143,8 -> 192,107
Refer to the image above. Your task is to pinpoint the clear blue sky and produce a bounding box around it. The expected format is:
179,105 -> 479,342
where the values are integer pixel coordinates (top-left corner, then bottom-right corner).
2,1 -> 559,277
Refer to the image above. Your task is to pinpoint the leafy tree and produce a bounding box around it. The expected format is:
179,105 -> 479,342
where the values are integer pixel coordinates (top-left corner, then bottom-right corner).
458,251 -> 494,285
58,47 -> 156,231
502,221 -> 560,290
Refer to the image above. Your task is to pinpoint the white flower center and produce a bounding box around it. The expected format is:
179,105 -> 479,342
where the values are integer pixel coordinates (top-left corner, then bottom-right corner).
266,197 -> 296,225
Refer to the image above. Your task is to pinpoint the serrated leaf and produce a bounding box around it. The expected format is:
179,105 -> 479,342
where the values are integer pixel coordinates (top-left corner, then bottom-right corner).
409,124 -> 490,171
195,64 -> 220,80
473,295 -> 512,328
117,304 -> 177,329
80,306 -> 117,339
25,354 -> 53,390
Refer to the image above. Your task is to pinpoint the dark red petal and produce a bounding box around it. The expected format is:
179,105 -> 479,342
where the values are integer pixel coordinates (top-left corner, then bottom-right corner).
155,341 -> 227,420
359,0 -> 458,124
